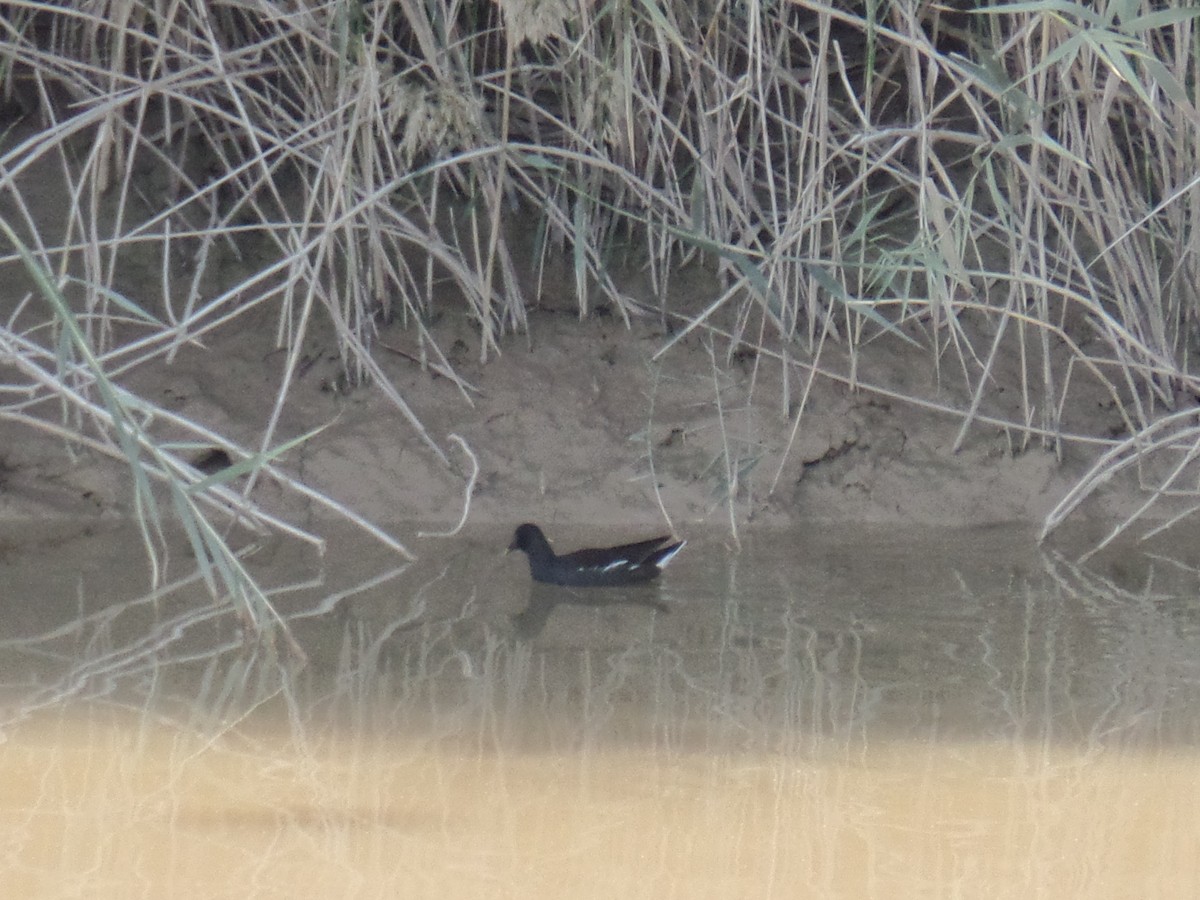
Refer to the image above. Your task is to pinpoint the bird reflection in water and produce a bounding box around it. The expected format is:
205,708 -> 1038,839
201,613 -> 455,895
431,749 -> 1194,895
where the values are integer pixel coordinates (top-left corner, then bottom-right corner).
511,583 -> 669,640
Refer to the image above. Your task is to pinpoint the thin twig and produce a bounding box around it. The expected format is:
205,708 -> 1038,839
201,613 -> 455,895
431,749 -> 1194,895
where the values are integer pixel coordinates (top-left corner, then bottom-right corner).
419,434 -> 479,538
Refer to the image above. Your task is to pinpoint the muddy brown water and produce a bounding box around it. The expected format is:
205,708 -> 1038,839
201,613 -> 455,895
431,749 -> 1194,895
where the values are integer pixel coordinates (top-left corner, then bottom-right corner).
1,521 -> 1198,898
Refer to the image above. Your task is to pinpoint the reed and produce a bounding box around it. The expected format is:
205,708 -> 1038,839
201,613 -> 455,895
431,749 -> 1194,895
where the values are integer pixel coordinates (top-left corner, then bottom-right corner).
0,0 -> 1196,609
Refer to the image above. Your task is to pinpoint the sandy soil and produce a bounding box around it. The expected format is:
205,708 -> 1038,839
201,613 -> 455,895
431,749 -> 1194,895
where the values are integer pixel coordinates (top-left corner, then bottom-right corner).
0,118 -> 1172,550
0,263 -> 1159,548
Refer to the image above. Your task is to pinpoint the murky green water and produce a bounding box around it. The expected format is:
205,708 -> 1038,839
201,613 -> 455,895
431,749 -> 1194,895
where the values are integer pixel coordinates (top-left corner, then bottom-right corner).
2,522 -> 1198,897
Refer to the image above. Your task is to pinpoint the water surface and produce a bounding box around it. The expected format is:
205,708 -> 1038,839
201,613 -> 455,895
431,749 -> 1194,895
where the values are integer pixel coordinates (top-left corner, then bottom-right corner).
1,522 -> 1197,898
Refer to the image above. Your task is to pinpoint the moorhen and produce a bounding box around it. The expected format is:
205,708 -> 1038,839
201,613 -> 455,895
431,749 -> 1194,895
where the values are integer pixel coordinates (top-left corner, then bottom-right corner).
508,523 -> 685,587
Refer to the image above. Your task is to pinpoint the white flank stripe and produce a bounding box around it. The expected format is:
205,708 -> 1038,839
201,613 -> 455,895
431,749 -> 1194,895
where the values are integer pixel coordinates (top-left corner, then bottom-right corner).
657,541 -> 685,568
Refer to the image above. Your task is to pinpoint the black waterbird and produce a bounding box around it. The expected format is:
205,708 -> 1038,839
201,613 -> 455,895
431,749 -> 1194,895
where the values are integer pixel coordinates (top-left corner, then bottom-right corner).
507,523 -> 685,587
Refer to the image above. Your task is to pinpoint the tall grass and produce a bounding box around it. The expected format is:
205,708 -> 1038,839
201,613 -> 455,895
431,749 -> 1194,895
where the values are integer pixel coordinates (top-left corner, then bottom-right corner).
0,0 -> 1197,607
